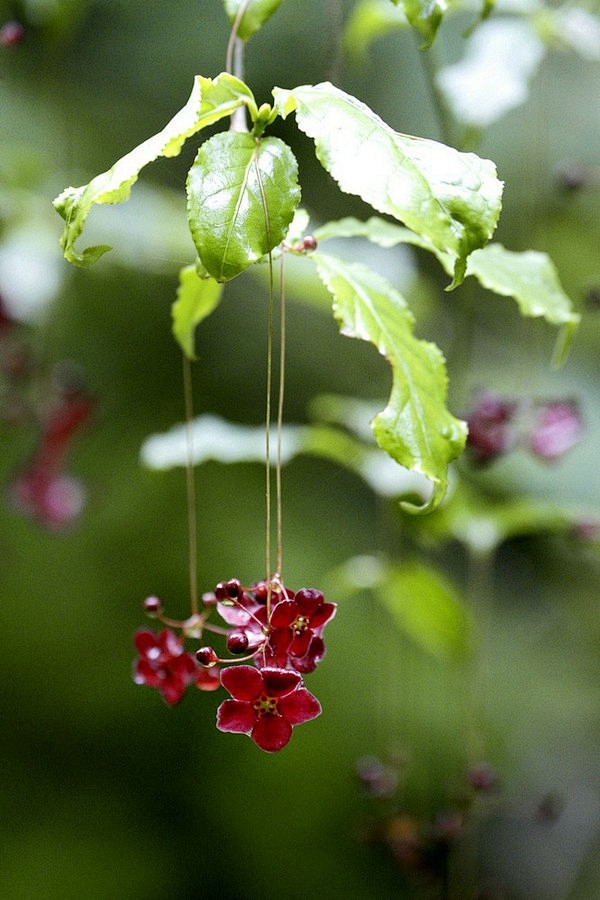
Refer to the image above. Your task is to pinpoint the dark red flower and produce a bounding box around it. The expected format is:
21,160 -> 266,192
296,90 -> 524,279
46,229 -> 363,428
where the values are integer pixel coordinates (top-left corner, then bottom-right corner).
8,469 -> 86,530
7,387 -> 93,529
195,665 -> 221,692
259,588 -> 336,673
216,665 -> 321,752
466,391 -> 517,463
133,629 -> 198,705
528,400 -> 582,461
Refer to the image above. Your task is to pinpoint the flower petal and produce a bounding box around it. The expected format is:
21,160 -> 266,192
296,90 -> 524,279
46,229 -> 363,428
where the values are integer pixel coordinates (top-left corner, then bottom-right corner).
216,699 -> 257,733
251,715 -> 293,752
292,636 -> 326,673
220,665 -> 263,701
279,687 -> 322,724
261,667 -> 301,697
289,630 -> 312,658
134,629 -> 159,655
134,659 -> 161,687
309,602 -> 337,631
270,600 -> 297,628
159,629 -> 185,657
160,676 -> 188,706
195,667 -> 221,691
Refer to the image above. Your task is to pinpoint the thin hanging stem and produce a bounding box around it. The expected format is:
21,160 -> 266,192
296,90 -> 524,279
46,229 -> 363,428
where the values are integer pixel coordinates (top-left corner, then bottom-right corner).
253,144 -> 275,616
225,0 -> 251,74
417,38 -> 455,148
275,251 -> 287,576
182,353 -> 199,617
264,251 -> 275,617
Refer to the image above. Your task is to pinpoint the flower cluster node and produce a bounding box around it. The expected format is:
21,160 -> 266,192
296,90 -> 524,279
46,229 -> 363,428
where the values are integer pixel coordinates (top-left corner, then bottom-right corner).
132,574 -> 336,751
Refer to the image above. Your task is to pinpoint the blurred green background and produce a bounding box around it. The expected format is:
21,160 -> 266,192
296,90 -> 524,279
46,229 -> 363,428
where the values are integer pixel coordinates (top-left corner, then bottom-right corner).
1,1 -> 599,897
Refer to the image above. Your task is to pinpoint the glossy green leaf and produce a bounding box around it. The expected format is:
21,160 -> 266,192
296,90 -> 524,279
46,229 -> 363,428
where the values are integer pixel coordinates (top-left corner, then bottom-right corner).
376,563 -> 471,660
273,82 -> 503,286
314,218 -> 579,358
186,132 -> 301,282
466,243 -> 580,363
223,0 -> 284,40
53,73 -> 257,266
171,266 -> 224,359
312,252 -> 467,512
391,0 -> 446,48
314,215 -> 425,249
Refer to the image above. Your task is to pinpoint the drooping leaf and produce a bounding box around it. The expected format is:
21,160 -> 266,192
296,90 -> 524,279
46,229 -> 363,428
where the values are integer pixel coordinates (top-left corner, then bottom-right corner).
140,412 -> 432,503
172,266 -> 224,359
312,252 -> 467,512
223,0 -> 284,41
314,218 -> 580,357
186,132 -> 301,282
314,215 -> 426,249
343,0 -> 409,61
273,82 -> 503,286
436,19 -> 545,129
391,0 -> 446,48
376,563 -> 472,660
53,73 -> 257,266
465,243 -> 580,363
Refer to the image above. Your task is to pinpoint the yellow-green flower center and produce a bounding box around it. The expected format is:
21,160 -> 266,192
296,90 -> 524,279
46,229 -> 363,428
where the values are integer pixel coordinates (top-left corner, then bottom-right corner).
253,693 -> 279,715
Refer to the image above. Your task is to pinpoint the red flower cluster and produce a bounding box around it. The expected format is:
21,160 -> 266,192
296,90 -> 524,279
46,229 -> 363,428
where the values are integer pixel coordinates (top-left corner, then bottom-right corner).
133,628 -> 220,705
466,390 -> 582,465
132,575 -> 336,752
2,300 -> 94,530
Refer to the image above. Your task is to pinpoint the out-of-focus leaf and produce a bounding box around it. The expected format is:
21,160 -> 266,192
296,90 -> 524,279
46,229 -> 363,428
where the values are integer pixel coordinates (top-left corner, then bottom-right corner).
391,0 -> 446,48
312,252 -> 467,512
273,82 -> 503,286
171,266 -> 224,359
376,563 -> 472,659
409,479 -> 578,552
186,132 -> 301,282
223,0 -> 284,40
548,7 -> 600,61
343,0 -> 409,61
140,410 -> 433,502
53,74 -> 256,266
436,19 -> 545,128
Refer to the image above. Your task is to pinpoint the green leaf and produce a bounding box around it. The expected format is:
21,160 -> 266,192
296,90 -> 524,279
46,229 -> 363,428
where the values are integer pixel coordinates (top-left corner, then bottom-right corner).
312,252 -> 467,512
343,0 -> 409,62
172,266 -> 224,359
409,479 -> 578,553
314,215 -> 426,249
392,0 -> 446,48
376,563 -> 471,660
139,411 -> 434,503
186,132 -> 301,282
223,0 -> 284,40
465,243 -> 580,363
314,218 -> 580,358
53,73 -> 257,266
273,82 -> 503,286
